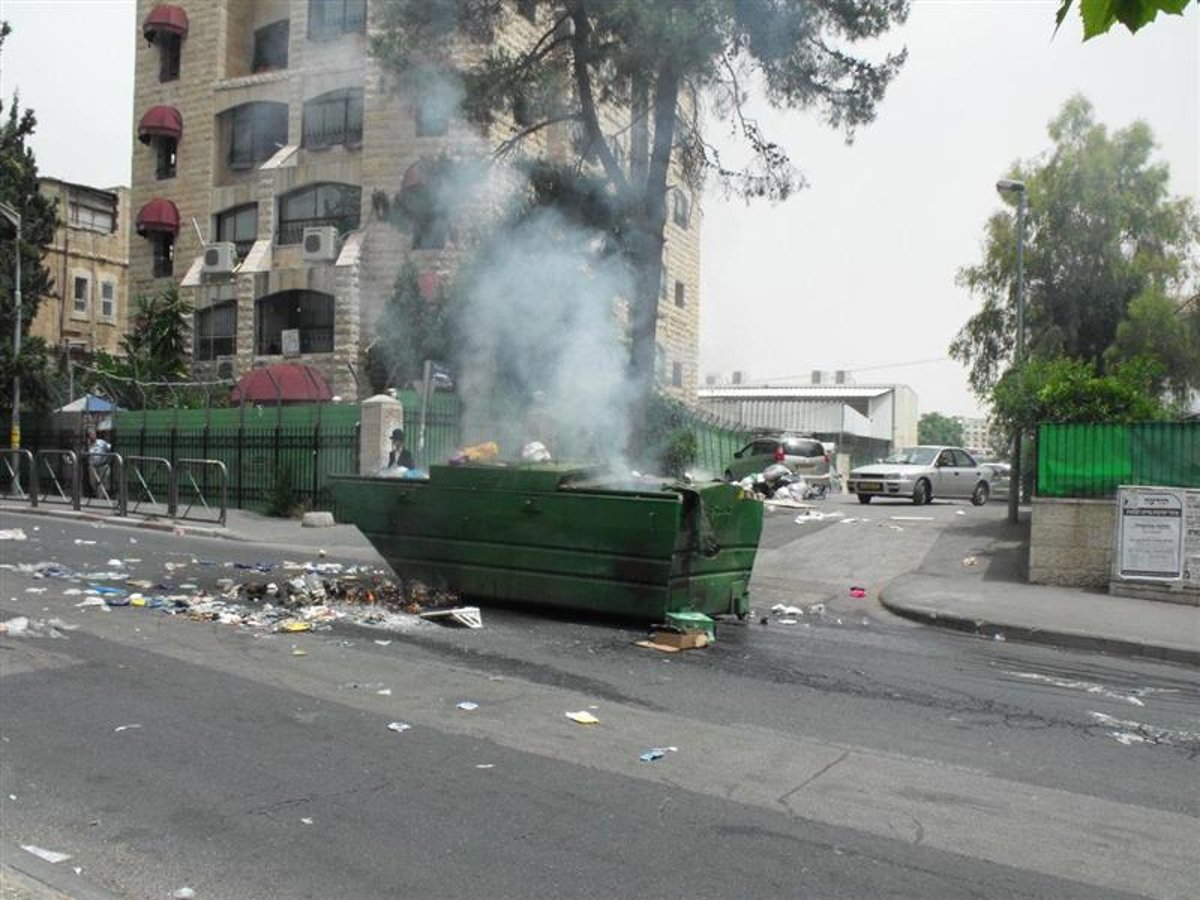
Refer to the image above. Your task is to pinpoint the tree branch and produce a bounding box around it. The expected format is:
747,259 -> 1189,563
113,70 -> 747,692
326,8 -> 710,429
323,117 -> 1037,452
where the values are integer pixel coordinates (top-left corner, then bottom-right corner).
567,0 -> 632,198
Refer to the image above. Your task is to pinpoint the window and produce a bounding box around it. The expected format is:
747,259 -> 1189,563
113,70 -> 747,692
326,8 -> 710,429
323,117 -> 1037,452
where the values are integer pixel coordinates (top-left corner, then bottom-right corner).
155,137 -> 177,180
302,89 -> 363,150
195,302 -> 237,361
226,101 -> 288,170
671,361 -> 683,388
674,280 -> 685,308
308,0 -> 366,40
69,191 -> 117,233
276,182 -> 361,244
253,20 -> 289,72
159,32 -> 181,81
73,276 -> 90,315
216,203 -> 258,257
152,233 -> 175,277
100,282 -> 115,320
673,189 -> 691,228
952,448 -> 977,467
517,0 -> 537,22
255,290 -> 334,355
415,92 -> 450,137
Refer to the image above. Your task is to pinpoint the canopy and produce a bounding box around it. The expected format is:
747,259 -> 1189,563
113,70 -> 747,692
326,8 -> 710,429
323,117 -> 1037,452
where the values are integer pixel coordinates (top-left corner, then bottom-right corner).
143,4 -> 189,41
56,394 -> 118,414
138,105 -> 183,143
136,198 -> 180,235
230,364 -> 333,405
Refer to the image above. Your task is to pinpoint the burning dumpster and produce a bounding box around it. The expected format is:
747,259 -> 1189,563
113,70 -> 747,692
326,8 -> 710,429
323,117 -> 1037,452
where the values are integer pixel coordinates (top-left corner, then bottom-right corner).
332,462 -> 763,620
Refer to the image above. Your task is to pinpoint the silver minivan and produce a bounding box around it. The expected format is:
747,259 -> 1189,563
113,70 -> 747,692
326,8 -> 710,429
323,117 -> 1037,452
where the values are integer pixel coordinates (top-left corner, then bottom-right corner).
725,433 -> 832,483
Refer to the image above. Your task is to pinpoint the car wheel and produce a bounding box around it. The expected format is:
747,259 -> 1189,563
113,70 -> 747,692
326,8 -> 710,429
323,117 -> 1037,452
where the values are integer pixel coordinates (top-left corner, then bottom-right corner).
857,494 -> 872,505
912,479 -> 930,505
972,482 -> 989,506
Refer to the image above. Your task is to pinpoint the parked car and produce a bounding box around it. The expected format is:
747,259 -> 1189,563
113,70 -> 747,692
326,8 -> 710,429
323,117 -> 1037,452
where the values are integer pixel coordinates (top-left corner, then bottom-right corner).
725,433 -> 832,483
980,462 -> 1010,499
847,445 -> 991,506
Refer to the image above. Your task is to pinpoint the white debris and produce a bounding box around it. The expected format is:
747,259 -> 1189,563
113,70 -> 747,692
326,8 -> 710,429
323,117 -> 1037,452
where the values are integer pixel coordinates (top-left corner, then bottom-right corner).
0,528 -> 27,540
1008,671 -> 1146,706
387,722 -> 412,734
21,845 -> 72,864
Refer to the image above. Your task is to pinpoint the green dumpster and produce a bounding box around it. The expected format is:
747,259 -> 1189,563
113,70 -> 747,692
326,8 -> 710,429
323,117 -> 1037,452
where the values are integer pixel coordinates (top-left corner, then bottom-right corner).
332,462 -> 764,620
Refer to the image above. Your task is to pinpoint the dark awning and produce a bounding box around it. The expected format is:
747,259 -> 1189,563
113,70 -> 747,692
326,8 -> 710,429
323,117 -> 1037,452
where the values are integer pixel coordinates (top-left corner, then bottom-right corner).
138,105 -> 183,144
136,198 -> 181,236
143,4 -> 189,42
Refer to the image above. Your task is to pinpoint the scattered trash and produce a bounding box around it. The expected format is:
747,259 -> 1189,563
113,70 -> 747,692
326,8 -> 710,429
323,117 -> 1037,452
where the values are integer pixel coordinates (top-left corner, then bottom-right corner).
73,539 -> 97,545
374,640 -> 392,646
24,587 -> 46,594
777,618 -> 799,626
848,586 -> 867,599
419,606 -> 483,628
475,764 -> 495,769
386,722 -> 412,734
0,616 -> 72,638
955,510 -> 966,516
173,888 -> 196,900
770,603 -> 803,617
992,632 -> 1006,642
962,556 -> 978,567
21,845 -> 71,864
292,648 -> 307,656
113,724 -> 141,733
0,528 -> 27,540
301,817 -> 314,825
279,621 -> 312,633
106,558 -> 123,567
565,711 -> 600,725
456,701 -> 479,711
639,746 -> 677,762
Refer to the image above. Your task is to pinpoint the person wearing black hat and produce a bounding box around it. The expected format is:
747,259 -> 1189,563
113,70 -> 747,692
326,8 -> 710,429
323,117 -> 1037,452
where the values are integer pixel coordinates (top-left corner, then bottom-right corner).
388,427 -> 414,469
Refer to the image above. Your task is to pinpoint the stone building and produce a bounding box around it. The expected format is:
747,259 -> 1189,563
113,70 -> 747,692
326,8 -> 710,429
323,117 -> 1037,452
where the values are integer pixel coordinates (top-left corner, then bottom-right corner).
31,178 -> 130,357
129,0 -> 701,401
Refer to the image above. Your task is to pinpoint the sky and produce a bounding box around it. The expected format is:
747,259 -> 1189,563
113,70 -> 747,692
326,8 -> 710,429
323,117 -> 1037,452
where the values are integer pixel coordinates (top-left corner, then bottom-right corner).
0,0 -> 1196,420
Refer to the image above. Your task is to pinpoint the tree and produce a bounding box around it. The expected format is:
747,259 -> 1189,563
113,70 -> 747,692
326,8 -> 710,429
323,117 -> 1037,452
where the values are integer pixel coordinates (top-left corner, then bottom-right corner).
1104,286 -> 1200,407
369,262 -> 450,392
917,412 -> 964,446
373,1 -> 909,460
951,95 -> 1199,398
1054,0 -> 1194,40
0,22 -> 59,420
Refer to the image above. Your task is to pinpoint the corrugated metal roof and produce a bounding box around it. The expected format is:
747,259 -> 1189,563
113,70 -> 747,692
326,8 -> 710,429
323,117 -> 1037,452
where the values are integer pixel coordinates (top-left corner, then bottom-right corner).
698,385 -> 896,399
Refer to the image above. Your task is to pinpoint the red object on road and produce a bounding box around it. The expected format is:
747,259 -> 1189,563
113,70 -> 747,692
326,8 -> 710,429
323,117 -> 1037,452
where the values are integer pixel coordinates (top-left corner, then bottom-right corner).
229,364 -> 333,405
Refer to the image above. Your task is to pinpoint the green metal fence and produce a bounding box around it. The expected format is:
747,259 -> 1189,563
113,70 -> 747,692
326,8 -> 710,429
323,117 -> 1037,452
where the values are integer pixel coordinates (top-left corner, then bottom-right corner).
1036,421 -> 1200,498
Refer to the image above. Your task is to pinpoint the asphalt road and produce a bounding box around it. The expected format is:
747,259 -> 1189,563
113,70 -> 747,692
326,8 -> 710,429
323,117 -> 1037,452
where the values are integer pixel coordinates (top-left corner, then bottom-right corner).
1,502 -> 1197,899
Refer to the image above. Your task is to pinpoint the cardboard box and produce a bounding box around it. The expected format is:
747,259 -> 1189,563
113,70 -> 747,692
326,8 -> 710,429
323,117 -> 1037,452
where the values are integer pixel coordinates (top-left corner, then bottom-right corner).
649,630 -> 710,650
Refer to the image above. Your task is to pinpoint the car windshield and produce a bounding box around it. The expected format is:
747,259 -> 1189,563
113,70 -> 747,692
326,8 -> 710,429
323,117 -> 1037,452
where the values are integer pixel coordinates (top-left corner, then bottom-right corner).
884,447 -> 939,465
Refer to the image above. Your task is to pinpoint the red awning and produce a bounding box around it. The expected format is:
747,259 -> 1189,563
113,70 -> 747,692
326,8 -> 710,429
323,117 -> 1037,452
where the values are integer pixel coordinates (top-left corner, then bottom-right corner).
230,364 -> 334,405
136,198 -> 180,236
138,105 -> 183,144
143,4 -> 189,41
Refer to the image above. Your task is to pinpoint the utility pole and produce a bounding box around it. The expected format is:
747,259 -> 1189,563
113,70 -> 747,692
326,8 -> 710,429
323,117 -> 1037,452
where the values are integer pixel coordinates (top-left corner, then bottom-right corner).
996,180 -> 1027,525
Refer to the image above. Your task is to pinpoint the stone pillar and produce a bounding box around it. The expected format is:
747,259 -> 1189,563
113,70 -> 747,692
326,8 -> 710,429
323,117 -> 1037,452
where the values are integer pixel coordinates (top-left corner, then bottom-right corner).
359,393 -> 404,475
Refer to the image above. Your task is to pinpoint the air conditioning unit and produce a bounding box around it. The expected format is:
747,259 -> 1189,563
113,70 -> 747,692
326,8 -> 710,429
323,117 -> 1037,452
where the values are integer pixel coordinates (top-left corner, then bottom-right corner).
215,356 -> 238,381
202,242 -> 237,274
302,226 -> 339,262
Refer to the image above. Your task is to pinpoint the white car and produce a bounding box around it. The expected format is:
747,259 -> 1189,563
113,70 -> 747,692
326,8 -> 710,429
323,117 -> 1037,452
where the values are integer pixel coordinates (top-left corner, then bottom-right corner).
848,446 -> 991,506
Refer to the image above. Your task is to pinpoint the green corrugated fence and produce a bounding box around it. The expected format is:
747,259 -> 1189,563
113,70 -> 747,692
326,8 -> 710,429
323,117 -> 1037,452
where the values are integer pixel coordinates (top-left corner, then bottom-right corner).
1037,421 -> 1200,498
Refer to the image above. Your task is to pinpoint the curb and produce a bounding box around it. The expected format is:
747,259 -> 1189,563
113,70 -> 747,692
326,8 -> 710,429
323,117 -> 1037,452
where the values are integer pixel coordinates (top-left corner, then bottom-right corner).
1,841 -> 120,900
879,594 -> 1200,668
0,502 -> 236,542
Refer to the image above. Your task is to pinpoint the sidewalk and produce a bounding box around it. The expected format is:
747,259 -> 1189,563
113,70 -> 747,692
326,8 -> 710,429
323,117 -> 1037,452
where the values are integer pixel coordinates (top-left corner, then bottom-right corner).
881,572 -> 1200,667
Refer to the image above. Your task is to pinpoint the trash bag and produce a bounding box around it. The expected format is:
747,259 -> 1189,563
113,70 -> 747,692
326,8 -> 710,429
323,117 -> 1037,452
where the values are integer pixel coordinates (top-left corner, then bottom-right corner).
450,441 -> 500,465
521,441 -> 552,462
762,463 -> 791,484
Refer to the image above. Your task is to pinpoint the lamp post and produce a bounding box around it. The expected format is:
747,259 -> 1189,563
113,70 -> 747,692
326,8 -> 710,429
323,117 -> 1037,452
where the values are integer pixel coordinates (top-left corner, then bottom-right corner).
0,202 -> 21,449
996,179 -> 1027,524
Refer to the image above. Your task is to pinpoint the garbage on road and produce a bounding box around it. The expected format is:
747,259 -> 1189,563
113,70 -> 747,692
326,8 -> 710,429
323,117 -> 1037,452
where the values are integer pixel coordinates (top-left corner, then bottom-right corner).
387,721 -> 412,734
565,711 -> 600,725
639,746 -> 677,762
0,528 -> 27,540
456,701 -> 479,711
849,586 -> 867,599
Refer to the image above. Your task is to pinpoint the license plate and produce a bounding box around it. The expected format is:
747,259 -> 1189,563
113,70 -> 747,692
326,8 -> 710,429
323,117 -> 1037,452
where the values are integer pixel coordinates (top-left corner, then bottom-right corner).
858,481 -> 883,491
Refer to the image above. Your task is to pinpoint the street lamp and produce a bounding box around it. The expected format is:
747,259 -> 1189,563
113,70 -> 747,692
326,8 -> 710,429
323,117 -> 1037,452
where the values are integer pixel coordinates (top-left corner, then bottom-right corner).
996,179 -> 1027,524
0,202 -> 21,449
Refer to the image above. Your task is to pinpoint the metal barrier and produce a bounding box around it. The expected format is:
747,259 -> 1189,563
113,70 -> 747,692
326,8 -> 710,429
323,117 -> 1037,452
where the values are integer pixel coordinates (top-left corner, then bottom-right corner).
174,458 -> 228,526
123,456 -> 175,519
36,450 -> 82,510
79,452 -> 127,517
1,448 -> 36,506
